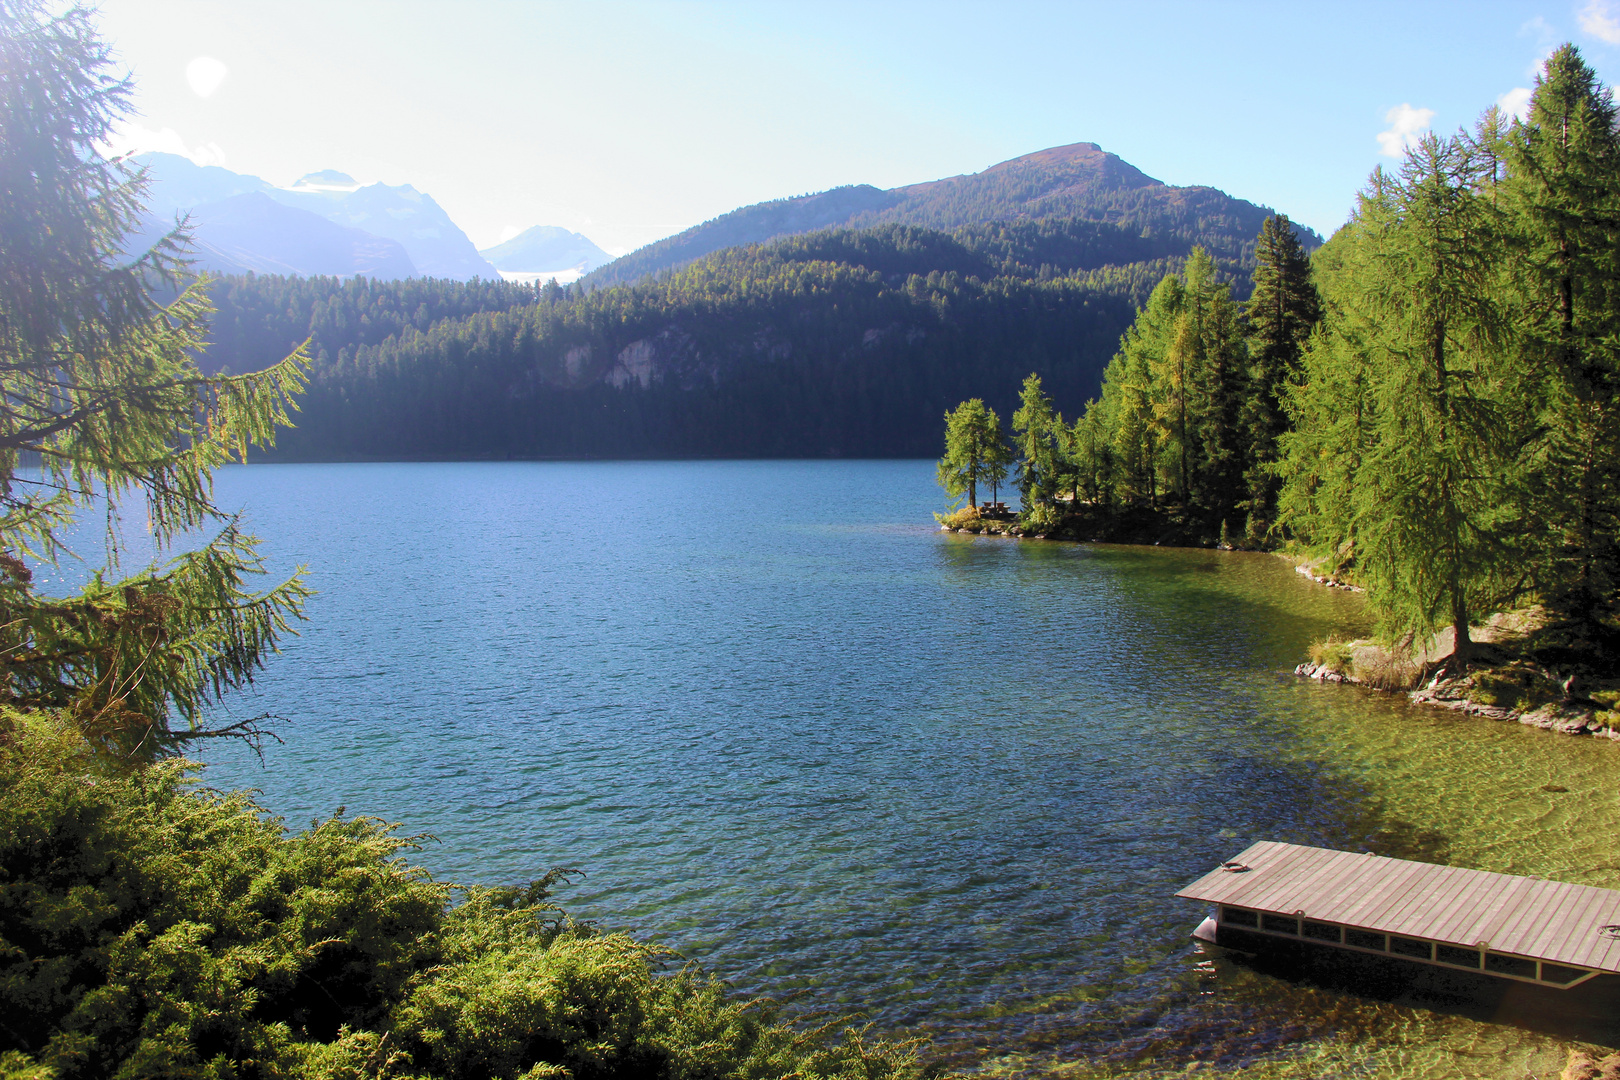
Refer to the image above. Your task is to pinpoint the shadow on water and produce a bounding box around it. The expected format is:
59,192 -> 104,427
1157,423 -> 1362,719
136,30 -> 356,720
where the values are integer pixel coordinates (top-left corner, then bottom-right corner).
1219,947 -> 1620,1047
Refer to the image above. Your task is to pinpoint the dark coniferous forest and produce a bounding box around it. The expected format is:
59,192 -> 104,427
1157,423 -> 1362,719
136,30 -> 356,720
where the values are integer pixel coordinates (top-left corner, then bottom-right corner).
205,211 -> 1306,460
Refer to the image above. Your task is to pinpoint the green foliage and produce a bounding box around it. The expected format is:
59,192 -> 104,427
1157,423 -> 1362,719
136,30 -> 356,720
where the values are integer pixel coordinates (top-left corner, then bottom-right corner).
197,274 -> 539,376
936,398 -> 1010,510
1273,45 -> 1620,654
1333,135 -> 1521,649
0,714 -> 938,1080
0,0 -> 310,759
1242,214 -> 1321,542
1499,45 -> 1620,650
934,505 -> 980,530
1307,638 -> 1355,674
1011,373 -> 1060,511
191,217 -> 1250,462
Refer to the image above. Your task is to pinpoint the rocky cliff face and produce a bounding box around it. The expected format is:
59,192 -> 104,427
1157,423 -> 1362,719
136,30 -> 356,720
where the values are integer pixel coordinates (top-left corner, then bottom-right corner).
522,319 -> 925,396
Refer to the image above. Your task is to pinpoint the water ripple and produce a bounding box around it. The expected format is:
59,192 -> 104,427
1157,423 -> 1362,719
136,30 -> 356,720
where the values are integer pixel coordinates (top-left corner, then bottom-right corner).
194,461 -> 1620,1077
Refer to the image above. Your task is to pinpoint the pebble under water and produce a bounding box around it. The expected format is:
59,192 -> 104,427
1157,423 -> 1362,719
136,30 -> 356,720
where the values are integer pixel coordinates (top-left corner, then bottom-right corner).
174,460 -> 1620,1079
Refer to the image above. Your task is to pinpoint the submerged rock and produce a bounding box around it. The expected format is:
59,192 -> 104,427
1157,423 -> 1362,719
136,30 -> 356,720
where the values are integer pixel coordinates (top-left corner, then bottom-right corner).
1562,1049 -> 1620,1080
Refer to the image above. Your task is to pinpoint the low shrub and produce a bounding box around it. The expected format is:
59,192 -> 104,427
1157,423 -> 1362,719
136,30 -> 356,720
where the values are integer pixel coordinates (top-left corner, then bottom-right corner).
1308,637 -> 1355,675
1350,645 -> 1424,691
1591,687 -> 1620,731
0,711 -> 937,1080
934,505 -> 979,530
1021,503 -> 1061,535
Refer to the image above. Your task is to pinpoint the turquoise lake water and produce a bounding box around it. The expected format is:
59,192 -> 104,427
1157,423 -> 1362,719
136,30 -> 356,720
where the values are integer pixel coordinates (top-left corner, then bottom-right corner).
171,460 -> 1620,1078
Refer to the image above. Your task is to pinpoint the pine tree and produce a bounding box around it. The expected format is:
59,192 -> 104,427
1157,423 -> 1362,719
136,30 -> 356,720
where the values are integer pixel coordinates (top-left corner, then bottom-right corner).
0,0 -> 311,760
1242,215 -> 1320,543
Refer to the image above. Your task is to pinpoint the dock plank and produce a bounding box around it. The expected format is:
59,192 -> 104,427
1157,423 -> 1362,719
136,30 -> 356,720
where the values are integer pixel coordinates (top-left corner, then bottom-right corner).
1175,842 -> 1620,974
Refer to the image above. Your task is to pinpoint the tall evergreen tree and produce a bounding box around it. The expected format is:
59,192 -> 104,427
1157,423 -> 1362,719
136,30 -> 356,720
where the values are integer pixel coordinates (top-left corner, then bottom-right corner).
1242,215 -> 1320,543
1012,372 -> 1059,511
1290,136 -> 1519,654
1501,44 -> 1620,648
1101,273 -> 1184,505
937,398 -> 1009,510
0,0 -> 310,759
1188,260 -> 1249,527
1063,406 -> 1115,507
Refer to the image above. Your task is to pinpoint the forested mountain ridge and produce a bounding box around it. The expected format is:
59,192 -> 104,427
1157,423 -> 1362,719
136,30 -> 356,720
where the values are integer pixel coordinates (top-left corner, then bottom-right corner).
194,143 -> 1324,462
206,216 -> 1189,460
584,142 -> 1319,287
196,275 -> 541,376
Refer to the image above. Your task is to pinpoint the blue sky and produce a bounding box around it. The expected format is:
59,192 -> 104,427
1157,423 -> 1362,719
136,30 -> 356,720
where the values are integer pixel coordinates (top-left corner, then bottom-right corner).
95,0 -> 1620,254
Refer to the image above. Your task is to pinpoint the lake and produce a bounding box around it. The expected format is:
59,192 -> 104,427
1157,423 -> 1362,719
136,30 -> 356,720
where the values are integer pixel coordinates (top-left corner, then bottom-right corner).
181,460 -> 1620,1078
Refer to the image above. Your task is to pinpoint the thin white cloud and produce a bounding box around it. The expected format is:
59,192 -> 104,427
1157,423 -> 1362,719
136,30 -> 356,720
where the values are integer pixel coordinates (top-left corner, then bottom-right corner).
95,120 -> 227,168
1498,86 -> 1534,121
1519,16 -> 1560,75
185,56 -> 228,98
1376,103 -> 1436,157
1581,0 -> 1620,43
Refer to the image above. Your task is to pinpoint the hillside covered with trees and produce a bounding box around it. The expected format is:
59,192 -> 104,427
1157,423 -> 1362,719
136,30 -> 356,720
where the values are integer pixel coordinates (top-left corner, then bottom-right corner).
949,47 -> 1620,672
201,211 -> 1282,460
582,141 -> 1320,288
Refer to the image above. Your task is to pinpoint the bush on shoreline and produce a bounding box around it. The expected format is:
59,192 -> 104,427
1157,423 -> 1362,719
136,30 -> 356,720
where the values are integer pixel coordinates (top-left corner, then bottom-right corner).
0,710 -> 936,1080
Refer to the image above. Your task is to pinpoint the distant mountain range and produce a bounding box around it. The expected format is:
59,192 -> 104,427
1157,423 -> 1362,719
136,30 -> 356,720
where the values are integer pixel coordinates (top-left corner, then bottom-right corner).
132,154 -> 500,281
478,226 -> 614,283
197,139 -> 1326,462
583,142 -> 1319,287
128,142 -> 1312,293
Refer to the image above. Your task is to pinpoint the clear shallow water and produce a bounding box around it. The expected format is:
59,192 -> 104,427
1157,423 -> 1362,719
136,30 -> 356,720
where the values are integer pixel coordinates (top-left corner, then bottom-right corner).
164,460 -> 1620,1077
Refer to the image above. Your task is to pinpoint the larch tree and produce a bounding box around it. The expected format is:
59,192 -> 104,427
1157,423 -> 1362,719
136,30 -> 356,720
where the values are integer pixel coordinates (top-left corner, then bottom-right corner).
1339,135 -> 1520,656
937,398 -> 1009,511
0,0 -> 311,761
1103,273 -> 1184,505
1500,44 -> 1620,648
1011,372 -> 1059,513
1188,263 -> 1248,528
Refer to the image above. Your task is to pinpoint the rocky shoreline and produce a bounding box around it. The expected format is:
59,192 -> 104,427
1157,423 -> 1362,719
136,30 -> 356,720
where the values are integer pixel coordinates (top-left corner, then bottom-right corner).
1292,563 -> 1363,592
1294,659 -> 1618,740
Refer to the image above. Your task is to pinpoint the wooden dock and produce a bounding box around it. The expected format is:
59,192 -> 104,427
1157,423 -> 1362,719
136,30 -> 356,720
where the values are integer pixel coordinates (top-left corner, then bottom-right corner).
1176,841 -> 1620,985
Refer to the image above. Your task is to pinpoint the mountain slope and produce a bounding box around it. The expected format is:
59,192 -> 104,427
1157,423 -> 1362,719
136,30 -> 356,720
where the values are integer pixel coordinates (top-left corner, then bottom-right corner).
131,154 -> 497,281
272,178 -> 496,280
127,192 -> 418,278
212,218 -> 1180,461
584,142 -> 1316,288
